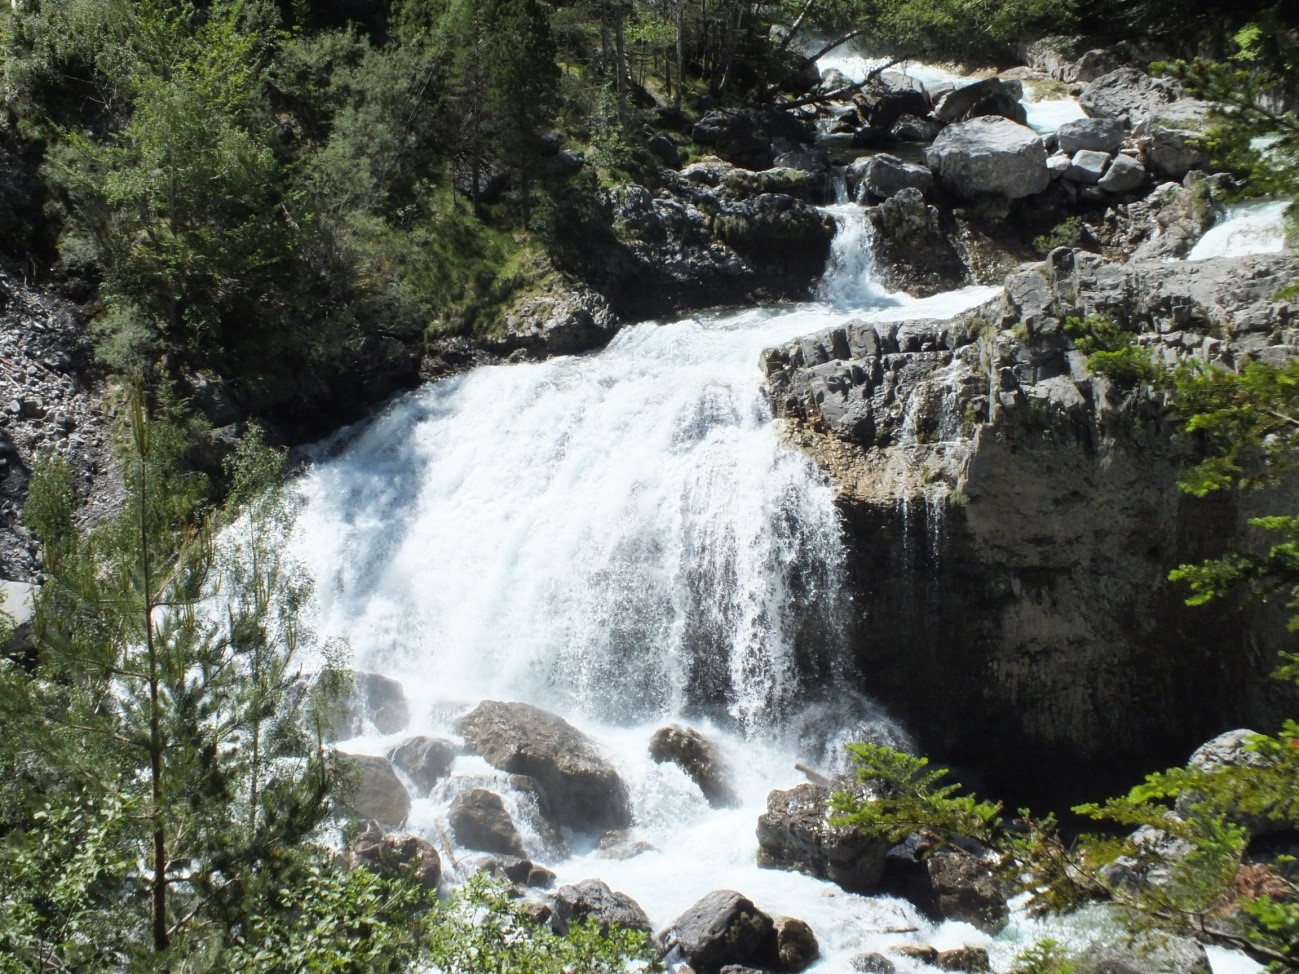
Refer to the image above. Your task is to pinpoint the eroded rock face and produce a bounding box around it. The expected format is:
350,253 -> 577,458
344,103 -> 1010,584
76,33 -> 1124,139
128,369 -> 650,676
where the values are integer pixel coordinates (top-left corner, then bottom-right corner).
764,249 -> 1299,808
755,780 -> 889,893
925,117 -> 1049,200
456,700 -> 632,832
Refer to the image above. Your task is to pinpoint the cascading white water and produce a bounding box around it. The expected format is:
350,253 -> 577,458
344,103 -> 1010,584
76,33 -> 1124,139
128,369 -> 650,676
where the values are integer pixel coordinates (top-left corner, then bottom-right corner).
286,201 -> 1256,972
1187,200 -> 1291,261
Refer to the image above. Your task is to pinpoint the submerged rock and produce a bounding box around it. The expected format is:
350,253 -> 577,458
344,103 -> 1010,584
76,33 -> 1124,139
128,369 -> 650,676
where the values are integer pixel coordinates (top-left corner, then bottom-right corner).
330,671 -> 410,739
456,700 -> 632,832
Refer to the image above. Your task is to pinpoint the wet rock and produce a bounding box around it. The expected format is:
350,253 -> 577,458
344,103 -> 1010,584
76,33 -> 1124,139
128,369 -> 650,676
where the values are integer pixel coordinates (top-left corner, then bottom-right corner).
765,915 -> 819,972
552,878 -> 653,936
656,890 -> 775,972
596,829 -> 657,859
337,752 -> 411,829
850,953 -> 896,974
891,945 -> 938,964
883,838 -> 1009,934
925,116 -> 1049,200
456,700 -> 632,832
934,78 -> 1028,126
649,724 -> 740,808
332,671 -> 410,739
1056,116 -> 1125,155
349,825 -> 441,890
937,946 -> 992,971
489,282 -> 620,359
449,788 -> 528,857
866,188 -> 968,297
756,780 -> 889,894
386,735 -> 457,794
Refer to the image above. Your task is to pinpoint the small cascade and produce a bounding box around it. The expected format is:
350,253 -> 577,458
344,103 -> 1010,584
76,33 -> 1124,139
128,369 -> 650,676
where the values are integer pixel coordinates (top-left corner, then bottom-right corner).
817,192 -> 902,310
1188,200 -> 1290,261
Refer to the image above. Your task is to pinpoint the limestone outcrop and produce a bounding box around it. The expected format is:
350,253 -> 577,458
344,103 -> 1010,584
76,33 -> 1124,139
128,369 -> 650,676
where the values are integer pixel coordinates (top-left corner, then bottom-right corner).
763,249 -> 1299,807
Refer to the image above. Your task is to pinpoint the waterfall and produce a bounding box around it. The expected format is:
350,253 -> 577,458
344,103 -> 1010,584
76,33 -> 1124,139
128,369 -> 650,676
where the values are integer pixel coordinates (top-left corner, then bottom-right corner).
292,308 -> 854,734
284,209 -> 1079,972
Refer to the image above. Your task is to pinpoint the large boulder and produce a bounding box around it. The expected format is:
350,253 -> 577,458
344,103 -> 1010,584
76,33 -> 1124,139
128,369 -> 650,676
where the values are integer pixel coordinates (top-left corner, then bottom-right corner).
857,87 -> 932,132
865,188 -> 968,297
1056,117 -> 1125,155
1142,127 -> 1209,179
656,890 -> 775,972
338,751 -> 411,829
1079,67 -> 1210,128
449,788 -> 528,857
1177,728 -> 1285,836
925,117 -> 1049,200
755,781 -> 889,894
386,735 -> 457,794
852,153 -> 934,202
649,724 -> 739,808
456,700 -> 632,832
934,78 -> 1028,126
551,878 -> 653,936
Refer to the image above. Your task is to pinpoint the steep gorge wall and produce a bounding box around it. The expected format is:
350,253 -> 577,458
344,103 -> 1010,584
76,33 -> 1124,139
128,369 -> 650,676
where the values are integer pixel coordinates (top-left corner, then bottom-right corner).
765,249 -> 1299,810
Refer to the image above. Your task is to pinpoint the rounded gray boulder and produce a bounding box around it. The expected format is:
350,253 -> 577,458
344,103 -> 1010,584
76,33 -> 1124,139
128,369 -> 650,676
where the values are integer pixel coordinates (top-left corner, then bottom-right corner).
925,117 -> 1048,200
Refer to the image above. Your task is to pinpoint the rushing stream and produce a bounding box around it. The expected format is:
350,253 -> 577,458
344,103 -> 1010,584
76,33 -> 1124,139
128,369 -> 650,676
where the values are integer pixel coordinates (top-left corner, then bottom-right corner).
286,178 -> 1268,971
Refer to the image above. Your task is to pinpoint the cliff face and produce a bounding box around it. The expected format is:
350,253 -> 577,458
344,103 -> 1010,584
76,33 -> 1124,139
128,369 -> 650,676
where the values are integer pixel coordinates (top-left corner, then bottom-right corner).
763,249 -> 1299,809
